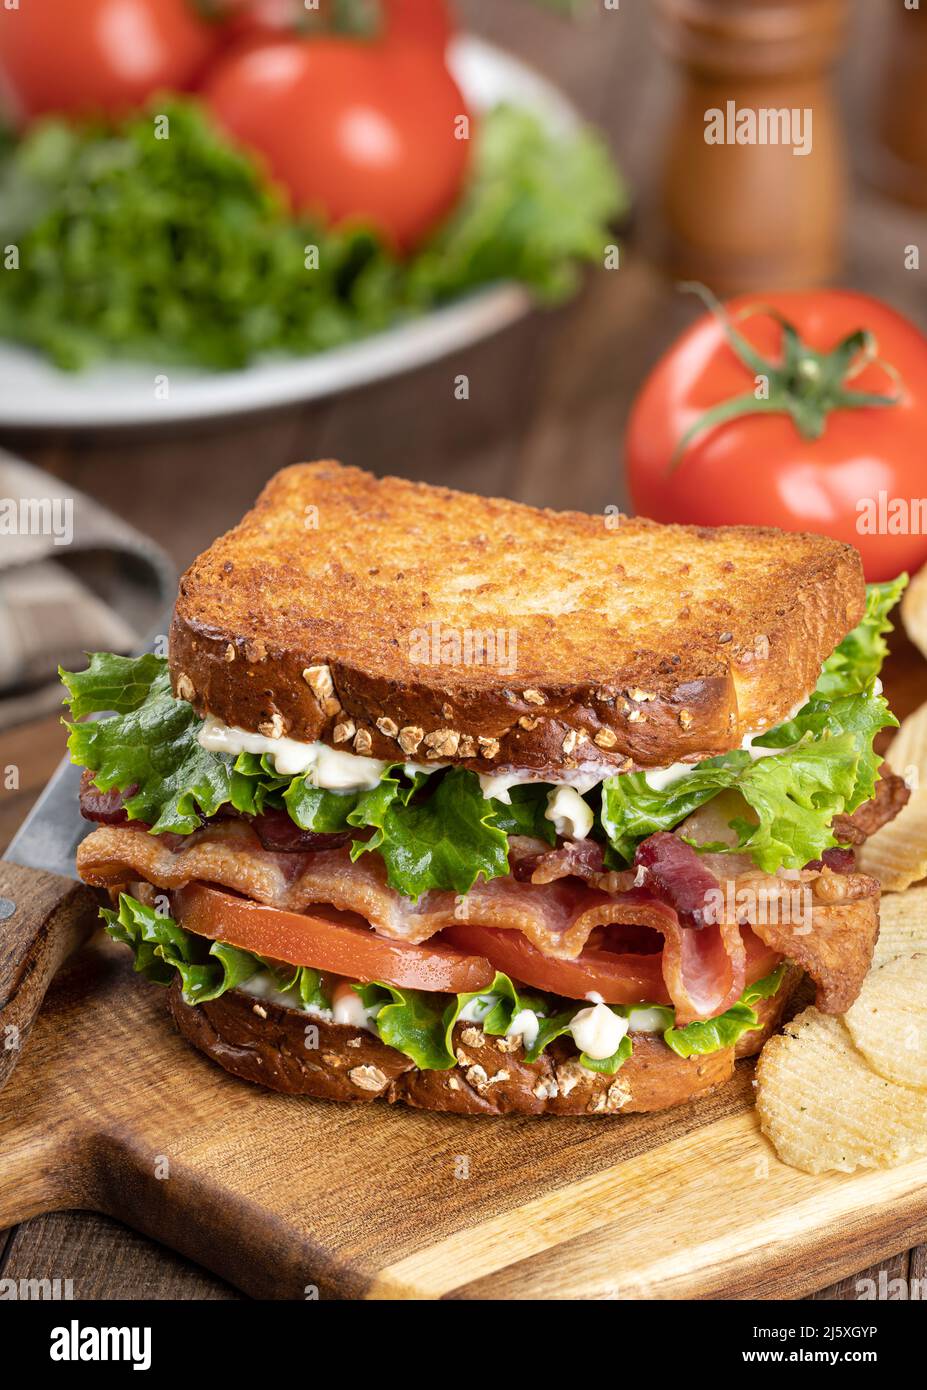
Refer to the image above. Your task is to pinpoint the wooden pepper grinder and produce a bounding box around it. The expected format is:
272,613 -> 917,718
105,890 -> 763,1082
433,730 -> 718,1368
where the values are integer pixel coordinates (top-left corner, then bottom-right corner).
868,1 -> 927,208
652,0 -> 849,292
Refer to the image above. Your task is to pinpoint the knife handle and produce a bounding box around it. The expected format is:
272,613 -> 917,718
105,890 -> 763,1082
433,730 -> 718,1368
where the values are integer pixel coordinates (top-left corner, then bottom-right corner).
0,862 -> 102,1091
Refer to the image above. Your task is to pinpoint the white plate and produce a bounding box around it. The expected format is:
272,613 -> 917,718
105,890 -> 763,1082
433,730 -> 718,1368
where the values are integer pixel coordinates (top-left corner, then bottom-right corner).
0,36 -> 582,429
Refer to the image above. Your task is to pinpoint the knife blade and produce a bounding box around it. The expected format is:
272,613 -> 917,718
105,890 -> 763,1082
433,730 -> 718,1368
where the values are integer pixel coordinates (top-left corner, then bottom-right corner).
4,752 -> 89,879
0,755 -> 102,1089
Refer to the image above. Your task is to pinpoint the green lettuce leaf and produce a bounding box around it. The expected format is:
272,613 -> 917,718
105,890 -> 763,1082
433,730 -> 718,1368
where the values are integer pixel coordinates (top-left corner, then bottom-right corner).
442,971 -> 548,1055
62,653 -> 236,835
600,754 -> 750,864
446,977 -> 633,1074
405,103 -> 626,304
356,972 -> 633,1073
60,650 -> 167,718
61,653 -> 514,897
522,1008 -> 577,1062
0,98 -> 624,371
231,751 -> 294,819
352,982 -> 452,1071
259,957 -> 329,1012
101,893 -> 259,1005
602,728 -> 874,873
577,1034 -> 633,1074
355,973 -> 555,1067
101,892 -> 330,1009
486,783 -> 557,843
727,732 -> 874,869
601,579 -> 905,873
752,688 -> 895,814
663,965 -> 787,1058
284,775 -> 370,833
348,767 -> 510,899
521,1005 -> 632,1073
813,575 -> 908,701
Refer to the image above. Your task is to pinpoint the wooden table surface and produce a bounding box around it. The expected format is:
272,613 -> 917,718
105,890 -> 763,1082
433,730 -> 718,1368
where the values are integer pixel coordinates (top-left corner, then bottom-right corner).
2,0 -> 926,1300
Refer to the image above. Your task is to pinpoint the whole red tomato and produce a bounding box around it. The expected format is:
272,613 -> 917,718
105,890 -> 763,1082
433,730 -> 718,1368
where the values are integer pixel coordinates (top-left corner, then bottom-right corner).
0,0 -> 216,121
218,0 -> 452,47
626,290 -> 927,581
201,36 -> 470,251
381,0 -> 454,50
217,0 -> 329,39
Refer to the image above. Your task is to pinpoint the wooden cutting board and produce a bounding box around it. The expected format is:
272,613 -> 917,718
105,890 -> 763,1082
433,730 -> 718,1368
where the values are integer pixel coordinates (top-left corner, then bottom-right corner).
2,930 -> 927,1300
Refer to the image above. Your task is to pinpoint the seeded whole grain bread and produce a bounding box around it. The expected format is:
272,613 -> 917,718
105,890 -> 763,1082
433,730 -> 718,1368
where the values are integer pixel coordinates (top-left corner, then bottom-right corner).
169,462 -> 865,775
169,966 -> 803,1117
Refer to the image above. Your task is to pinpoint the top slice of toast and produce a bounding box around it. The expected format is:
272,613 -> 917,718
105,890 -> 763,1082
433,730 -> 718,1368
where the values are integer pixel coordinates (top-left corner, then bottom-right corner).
169,461 -> 865,776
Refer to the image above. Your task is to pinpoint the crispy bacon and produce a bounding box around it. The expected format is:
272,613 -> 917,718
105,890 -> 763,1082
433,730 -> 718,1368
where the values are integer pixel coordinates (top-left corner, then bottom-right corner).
832,765 -> 910,846
229,806 -> 352,854
79,771 -> 136,826
634,831 -> 720,929
593,887 -> 746,1024
509,837 -> 633,895
78,820 -> 617,951
805,847 -> 856,874
737,867 -> 880,1014
77,821 -> 749,1023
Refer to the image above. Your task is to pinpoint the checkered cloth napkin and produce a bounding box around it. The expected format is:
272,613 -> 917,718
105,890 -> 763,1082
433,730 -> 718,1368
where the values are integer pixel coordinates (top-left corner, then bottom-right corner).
0,451 -> 174,730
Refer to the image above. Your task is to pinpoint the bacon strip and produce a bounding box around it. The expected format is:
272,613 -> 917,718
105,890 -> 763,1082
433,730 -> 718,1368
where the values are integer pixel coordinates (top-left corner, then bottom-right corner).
79,772 -> 136,826
832,765 -> 910,846
634,831 -> 720,929
596,888 -> 746,1025
736,866 -> 880,1014
77,822 -> 749,1022
78,821 -> 623,953
510,837 -> 634,895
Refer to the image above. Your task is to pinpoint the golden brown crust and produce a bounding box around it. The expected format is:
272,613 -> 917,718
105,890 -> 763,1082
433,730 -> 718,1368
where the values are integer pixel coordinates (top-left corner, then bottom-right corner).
167,965 -> 802,1117
168,462 -> 865,775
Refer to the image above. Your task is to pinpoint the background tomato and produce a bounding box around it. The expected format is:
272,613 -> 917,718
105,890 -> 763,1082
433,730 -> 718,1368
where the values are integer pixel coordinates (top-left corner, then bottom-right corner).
626,290 -> 927,581
0,0 -> 217,122
201,35 -> 470,251
381,0 -> 454,50
219,0 -> 453,47
217,0 -> 330,39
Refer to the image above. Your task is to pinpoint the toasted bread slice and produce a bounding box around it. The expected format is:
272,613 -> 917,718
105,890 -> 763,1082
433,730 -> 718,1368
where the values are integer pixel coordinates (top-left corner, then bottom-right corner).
168,965 -> 803,1115
169,461 -> 864,775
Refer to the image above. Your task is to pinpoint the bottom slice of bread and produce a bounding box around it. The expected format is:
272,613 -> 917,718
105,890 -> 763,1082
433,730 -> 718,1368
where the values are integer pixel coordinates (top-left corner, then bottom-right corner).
169,965 -> 802,1117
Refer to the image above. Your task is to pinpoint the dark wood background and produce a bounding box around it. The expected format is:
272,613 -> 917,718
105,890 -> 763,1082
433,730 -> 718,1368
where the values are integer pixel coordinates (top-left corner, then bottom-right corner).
1,0 -> 926,1300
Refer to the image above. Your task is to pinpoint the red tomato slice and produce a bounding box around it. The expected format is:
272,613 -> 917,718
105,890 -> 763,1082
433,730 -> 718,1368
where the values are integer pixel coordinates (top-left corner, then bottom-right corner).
173,882 -> 493,993
445,923 -> 670,1004
443,923 -> 782,1006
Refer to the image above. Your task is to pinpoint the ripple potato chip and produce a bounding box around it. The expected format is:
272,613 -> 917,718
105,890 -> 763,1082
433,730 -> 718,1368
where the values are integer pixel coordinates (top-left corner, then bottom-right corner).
844,953 -> 927,1089
860,703 -> 927,892
902,565 -> 927,663
755,1007 -> 927,1174
874,886 -> 927,966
